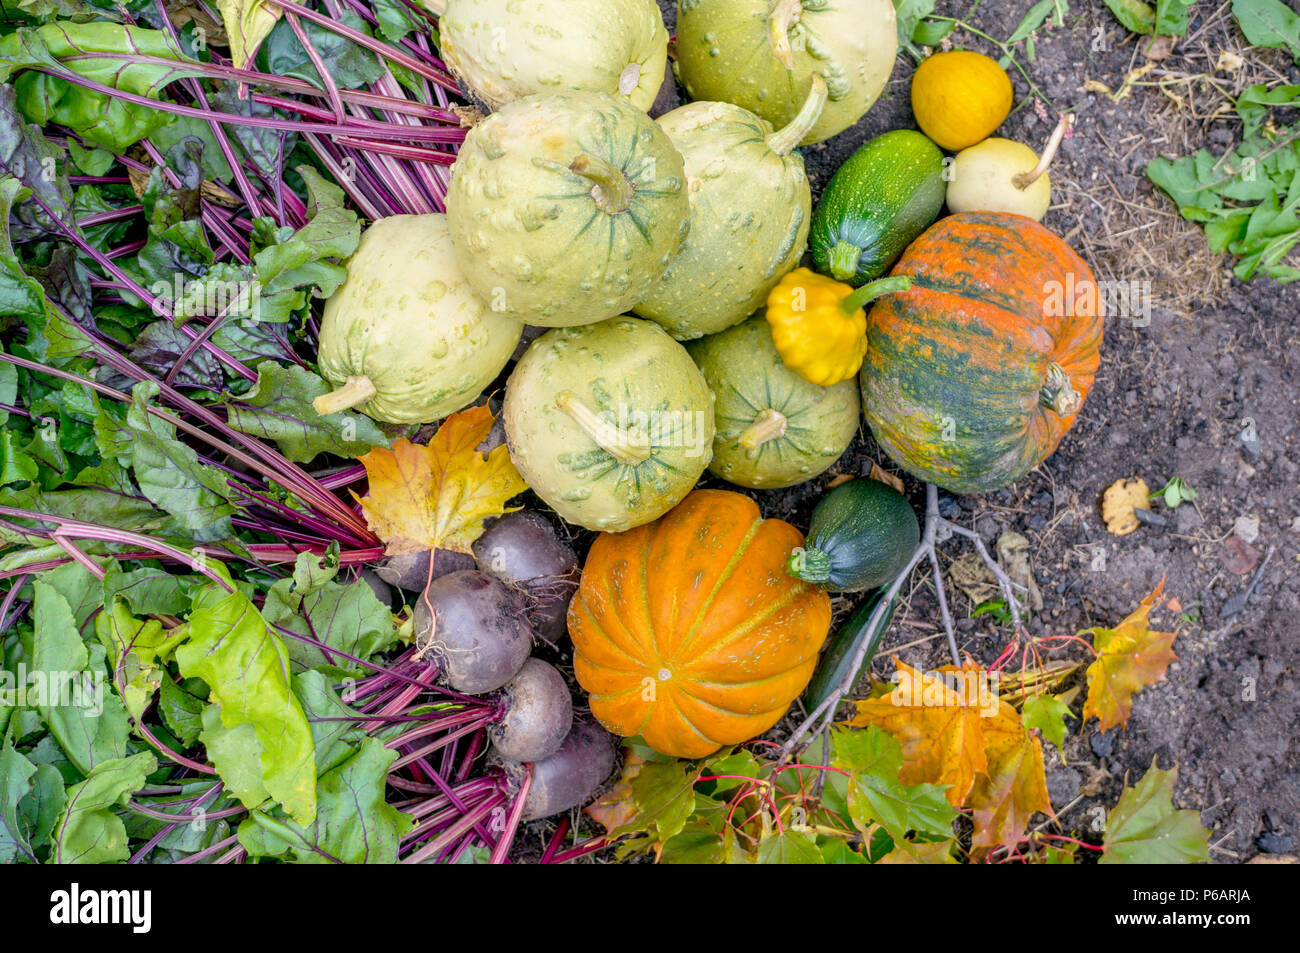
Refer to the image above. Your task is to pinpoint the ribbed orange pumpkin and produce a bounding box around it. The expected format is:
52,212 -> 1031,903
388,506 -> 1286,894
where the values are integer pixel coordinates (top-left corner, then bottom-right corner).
568,489 -> 832,758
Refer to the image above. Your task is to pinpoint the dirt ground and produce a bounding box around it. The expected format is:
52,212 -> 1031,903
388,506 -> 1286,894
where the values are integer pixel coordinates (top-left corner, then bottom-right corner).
522,1 -> 1300,862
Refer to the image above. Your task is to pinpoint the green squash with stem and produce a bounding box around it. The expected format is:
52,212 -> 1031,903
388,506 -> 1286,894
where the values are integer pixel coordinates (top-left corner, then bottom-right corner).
447,91 -> 690,327
632,78 -> 825,340
314,214 -> 522,424
687,315 -> 858,489
674,0 -> 897,145
503,317 -> 715,532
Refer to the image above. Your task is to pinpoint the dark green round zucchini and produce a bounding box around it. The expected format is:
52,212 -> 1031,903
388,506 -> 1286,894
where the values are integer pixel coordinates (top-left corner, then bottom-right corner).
788,478 -> 919,592
808,129 -> 946,286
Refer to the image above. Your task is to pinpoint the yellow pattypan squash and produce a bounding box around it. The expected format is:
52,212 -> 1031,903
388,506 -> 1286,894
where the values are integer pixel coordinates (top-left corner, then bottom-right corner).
765,267 -> 911,387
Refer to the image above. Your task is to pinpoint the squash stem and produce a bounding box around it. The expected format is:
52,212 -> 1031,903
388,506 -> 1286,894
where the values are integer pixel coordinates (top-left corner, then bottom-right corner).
766,73 -> 827,155
827,241 -> 862,283
1039,362 -> 1082,417
840,275 -> 912,315
1013,113 -> 1073,190
768,0 -> 803,69
313,374 -> 377,415
570,153 -> 634,214
787,546 -> 832,585
555,391 -> 651,466
738,409 -> 788,450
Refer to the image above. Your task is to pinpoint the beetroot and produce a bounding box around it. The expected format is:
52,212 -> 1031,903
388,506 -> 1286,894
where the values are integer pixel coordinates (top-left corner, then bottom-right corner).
472,512 -> 579,643
489,659 -> 573,763
507,717 -> 617,820
375,549 -> 476,592
413,570 -> 532,694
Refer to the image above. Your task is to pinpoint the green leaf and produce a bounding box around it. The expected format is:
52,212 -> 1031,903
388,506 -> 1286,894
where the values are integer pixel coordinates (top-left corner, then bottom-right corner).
48,751 -> 156,863
176,580 -> 317,824
1006,0 -> 1066,46
1102,760 -> 1210,863
255,11 -> 386,91
24,580 -> 130,776
225,362 -> 389,463
756,828 -> 824,864
93,600 -> 171,721
1022,693 -> 1072,752
102,562 -> 193,616
1154,0 -> 1195,36
1103,0 -> 1156,33
125,383 -> 237,542
237,738 -> 410,863
819,838 -> 870,864
262,551 -> 399,675
831,726 -> 957,841
611,758 -> 704,859
158,675 -> 206,748
892,0 -> 937,46
217,0 -> 282,68
1233,0 -> 1300,61
0,430 -> 38,485
0,88 -> 76,242
1,22 -> 205,152
252,166 -> 360,301
0,740 -> 62,863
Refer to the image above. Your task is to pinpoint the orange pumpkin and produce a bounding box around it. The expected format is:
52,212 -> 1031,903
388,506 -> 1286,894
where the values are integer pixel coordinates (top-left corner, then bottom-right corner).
568,489 -> 832,758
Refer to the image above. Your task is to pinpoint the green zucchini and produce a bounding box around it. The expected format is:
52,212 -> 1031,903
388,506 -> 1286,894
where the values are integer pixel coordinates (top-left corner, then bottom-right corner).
805,588 -> 897,713
788,478 -> 918,592
808,129 -> 946,285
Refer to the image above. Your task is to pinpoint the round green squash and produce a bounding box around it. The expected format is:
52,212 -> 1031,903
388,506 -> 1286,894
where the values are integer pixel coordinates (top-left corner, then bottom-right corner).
686,316 -> 858,489
314,214 -> 522,425
439,0 -> 668,112
809,129 -> 946,285
446,91 -> 690,327
631,81 -> 823,340
503,317 -> 715,532
674,0 -> 897,145
787,478 -> 918,591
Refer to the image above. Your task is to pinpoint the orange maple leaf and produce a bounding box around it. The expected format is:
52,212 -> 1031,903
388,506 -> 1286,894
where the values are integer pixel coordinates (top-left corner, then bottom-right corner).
849,661 -> 990,807
355,405 -> 527,556
1082,578 -> 1178,732
968,702 -> 1053,849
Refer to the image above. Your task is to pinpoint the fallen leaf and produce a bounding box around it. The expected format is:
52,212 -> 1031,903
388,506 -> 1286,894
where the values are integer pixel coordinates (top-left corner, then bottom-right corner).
1101,478 -> 1150,535
824,472 -> 853,489
1215,49 -> 1245,72
1165,596 -> 1182,612
1082,578 -> 1178,732
868,463 -> 904,494
356,406 -> 527,557
1101,759 -> 1209,864
1222,535 -> 1262,575
584,754 -> 646,834
849,661 -> 990,807
874,838 -> 957,864
1022,693 -> 1072,753
996,531 -> 1043,612
968,698 -> 1053,849
1247,853 -> 1297,864
1143,34 -> 1176,60
947,552 -> 1000,605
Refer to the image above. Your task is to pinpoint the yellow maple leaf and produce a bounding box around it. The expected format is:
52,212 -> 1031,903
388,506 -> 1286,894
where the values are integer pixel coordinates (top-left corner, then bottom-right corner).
968,702 -> 1052,850
355,405 -> 527,557
849,661 -> 990,807
875,838 -> 957,864
1082,578 -> 1178,732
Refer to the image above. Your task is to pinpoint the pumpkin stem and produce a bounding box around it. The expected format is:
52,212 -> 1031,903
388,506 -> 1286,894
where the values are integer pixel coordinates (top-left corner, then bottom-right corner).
840,275 -> 912,315
827,240 -> 863,283
768,0 -> 803,69
738,409 -> 788,451
1040,362 -> 1082,417
555,391 -> 651,466
424,0 -> 446,14
570,153 -> 634,214
766,73 -> 827,155
787,546 -> 832,585
312,374 -> 377,416
1013,113 -> 1074,191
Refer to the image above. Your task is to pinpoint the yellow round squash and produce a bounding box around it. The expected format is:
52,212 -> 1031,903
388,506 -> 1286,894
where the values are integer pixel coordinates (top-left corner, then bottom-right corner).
910,50 -> 1013,151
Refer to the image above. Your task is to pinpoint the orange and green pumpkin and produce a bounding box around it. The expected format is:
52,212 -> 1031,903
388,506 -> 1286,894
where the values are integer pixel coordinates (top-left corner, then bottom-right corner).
861,211 -> 1104,494
568,489 -> 832,758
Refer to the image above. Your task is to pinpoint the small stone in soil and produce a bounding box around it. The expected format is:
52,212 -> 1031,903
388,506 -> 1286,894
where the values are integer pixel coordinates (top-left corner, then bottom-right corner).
1090,730 -> 1114,758
1257,832 -> 1293,854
